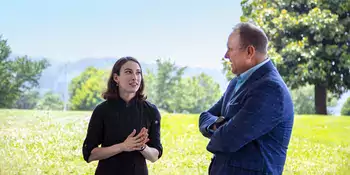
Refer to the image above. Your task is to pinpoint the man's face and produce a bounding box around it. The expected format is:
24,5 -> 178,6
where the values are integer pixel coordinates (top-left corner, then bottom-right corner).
224,32 -> 250,75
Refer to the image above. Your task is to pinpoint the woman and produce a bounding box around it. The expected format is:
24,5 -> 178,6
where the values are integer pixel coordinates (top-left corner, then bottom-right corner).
82,56 -> 163,175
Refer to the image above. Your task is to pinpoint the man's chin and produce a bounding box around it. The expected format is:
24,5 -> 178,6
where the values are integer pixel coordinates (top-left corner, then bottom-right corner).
231,69 -> 237,75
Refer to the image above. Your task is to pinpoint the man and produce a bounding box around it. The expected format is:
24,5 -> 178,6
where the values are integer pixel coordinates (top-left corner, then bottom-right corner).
199,22 -> 294,175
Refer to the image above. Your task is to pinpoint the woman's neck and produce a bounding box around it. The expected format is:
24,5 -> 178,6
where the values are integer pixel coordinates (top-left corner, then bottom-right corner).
119,90 -> 136,103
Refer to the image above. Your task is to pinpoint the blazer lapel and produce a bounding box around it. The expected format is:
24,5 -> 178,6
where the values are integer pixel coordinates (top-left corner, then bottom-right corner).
229,60 -> 276,104
221,78 -> 238,114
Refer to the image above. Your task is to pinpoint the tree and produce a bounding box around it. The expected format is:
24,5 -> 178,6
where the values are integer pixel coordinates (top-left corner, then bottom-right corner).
291,85 -> 315,114
240,0 -> 350,114
143,69 -> 157,103
144,59 -> 222,113
341,97 -> 350,116
291,84 -> 338,114
36,91 -> 64,110
0,36 -> 50,108
176,73 -> 222,113
69,67 -> 107,110
150,59 -> 186,112
13,90 -> 40,109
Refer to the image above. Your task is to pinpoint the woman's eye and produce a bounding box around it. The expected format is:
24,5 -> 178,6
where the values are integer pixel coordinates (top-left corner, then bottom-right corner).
136,71 -> 141,75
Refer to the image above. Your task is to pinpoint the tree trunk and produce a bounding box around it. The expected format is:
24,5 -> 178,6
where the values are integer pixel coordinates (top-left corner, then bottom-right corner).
315,84 -> 327,115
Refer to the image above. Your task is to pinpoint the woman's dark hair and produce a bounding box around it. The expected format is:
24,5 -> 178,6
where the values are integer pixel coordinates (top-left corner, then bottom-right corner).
102,56 -> 146,101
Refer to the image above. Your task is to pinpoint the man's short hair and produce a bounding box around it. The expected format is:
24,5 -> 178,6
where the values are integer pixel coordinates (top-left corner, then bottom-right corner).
233,22 -> 268,54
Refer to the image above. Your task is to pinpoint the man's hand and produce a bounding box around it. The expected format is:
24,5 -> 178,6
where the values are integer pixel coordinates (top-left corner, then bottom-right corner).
210,116 -> 226,131
211,123 -> 218,131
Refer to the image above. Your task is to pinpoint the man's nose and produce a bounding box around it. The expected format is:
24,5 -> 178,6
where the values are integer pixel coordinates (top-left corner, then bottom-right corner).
224,52 -> 229,59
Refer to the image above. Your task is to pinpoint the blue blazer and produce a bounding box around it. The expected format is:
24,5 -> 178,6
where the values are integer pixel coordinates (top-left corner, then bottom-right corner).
199,60 -> 294,175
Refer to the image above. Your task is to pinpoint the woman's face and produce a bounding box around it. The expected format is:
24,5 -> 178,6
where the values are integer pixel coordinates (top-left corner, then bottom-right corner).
113,61 -> 142,94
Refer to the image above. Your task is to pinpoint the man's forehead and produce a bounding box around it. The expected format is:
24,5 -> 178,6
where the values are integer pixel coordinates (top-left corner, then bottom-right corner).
228,32 -> 240,45
229,31 -> 240,40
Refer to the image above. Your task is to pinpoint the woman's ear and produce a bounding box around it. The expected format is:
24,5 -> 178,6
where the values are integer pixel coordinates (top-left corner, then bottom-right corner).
113,73 -> 119,85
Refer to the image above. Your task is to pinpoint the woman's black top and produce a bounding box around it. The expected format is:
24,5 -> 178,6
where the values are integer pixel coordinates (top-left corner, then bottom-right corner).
82,97 -> 163,175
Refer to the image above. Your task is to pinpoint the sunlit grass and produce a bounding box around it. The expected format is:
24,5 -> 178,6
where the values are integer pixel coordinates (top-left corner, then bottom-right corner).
283,115 -> 350,175
0,110 -> 349,174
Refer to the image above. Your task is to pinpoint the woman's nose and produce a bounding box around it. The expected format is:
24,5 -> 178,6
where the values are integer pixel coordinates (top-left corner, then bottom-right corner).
131,73 -> 137,80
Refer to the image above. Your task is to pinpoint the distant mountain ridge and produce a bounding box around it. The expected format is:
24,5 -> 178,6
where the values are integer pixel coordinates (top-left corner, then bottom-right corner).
36,57 -> 228,98
9,55 -> 350,115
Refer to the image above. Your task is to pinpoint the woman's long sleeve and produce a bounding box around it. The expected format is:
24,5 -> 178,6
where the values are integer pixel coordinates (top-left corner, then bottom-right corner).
147,106 -> 163,159
82,105 -> 104,162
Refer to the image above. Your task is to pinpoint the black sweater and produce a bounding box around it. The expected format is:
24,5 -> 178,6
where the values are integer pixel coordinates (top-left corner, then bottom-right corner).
82,97 -> 163,175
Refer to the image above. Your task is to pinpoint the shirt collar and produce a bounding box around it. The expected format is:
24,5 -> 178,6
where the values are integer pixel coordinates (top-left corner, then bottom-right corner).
237,58 -> 270,82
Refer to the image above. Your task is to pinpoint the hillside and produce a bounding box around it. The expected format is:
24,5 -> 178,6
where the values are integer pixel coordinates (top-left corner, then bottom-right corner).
37,57 -> 228,96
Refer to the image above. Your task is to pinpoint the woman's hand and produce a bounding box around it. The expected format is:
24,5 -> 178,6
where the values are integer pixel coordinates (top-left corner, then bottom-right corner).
121,128 -> 149,152
138,127 -> 150,150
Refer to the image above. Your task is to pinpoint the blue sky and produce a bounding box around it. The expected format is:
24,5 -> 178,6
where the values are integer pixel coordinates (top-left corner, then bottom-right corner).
1,0 -> 242,69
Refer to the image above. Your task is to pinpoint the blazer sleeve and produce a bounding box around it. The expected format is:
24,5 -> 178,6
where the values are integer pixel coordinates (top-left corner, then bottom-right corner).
207,81 -> 284,153
199,95 -> 224,138
82,104 -> 104,162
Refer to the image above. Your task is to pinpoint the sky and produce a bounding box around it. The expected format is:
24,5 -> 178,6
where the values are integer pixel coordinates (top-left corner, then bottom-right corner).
1,0 -> 243,69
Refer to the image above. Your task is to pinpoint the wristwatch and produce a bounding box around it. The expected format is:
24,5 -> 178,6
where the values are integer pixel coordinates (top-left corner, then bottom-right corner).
215,116 -> 225,124
140,145 -> 146,151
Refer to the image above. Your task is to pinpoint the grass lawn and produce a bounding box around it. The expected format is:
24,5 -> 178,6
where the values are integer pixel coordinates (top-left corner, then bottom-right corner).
0,109 -> 349,174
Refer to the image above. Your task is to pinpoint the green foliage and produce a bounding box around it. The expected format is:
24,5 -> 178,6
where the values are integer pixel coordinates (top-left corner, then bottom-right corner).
291,85 -> 315,114
36,91 -> 64,110
171,73 -> 222,113
13,90 -> 40,109
144,59 -> 222,113
328,94 -> 339,107
69,59 -> 221,113
0,36 -> 50,108
12,90 -> 64,110
69,67 -> 107,110
0,110 -> 349,174
144,69 -> 157,103
292,85 -> 338,114
240,0 -> 350,114
341,97 -> 350,116
149,59 -> 187,112
221,58 -> 235,81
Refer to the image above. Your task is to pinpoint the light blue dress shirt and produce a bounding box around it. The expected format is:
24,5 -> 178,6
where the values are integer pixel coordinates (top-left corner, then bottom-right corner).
234,58 -> 270,93
207,58 -> 270,133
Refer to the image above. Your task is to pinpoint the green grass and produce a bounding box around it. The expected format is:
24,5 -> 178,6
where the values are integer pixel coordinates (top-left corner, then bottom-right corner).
0,110 -> 349,175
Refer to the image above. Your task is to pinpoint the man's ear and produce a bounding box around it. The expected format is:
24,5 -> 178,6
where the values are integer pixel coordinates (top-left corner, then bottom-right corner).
247,45 -> 255,59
